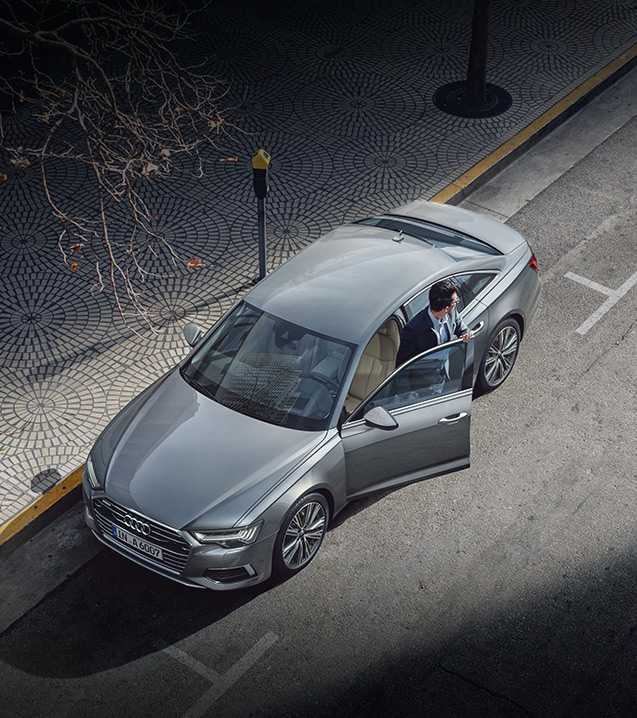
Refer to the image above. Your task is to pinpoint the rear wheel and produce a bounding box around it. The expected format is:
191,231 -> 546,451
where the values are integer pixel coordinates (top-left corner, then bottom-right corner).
478,318 -> 521,391
273,493 -> 329,578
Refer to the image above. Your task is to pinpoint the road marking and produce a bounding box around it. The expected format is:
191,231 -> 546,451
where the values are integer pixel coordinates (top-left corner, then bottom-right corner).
162,644 -> 221,682
565,269 -> 637,334
158,632 -> 278,718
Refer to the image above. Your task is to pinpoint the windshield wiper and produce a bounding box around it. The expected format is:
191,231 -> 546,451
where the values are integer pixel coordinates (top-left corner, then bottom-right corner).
180,369 -> 215,400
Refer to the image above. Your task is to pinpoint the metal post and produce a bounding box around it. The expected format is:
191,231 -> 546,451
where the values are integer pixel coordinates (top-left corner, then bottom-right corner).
251,149 -> 271,282
257,196 -> 266,281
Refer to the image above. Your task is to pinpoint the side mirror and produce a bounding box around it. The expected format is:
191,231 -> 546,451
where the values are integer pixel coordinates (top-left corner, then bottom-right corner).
364,406 -> 398,430
183,322 -> 203,347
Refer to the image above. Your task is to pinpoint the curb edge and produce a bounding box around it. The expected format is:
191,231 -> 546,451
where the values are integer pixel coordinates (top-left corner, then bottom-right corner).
0,465 -> 84,556
429,44 -> 637,205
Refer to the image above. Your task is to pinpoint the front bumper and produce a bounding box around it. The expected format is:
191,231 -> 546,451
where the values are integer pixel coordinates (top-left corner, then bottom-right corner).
83,482 -> 277,591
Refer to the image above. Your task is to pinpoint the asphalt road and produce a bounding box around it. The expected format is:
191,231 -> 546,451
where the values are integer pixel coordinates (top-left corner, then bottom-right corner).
1,92 -> 636,718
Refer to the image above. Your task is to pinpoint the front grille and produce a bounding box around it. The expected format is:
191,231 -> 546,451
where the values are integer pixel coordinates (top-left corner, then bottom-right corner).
93,497 -> 191,572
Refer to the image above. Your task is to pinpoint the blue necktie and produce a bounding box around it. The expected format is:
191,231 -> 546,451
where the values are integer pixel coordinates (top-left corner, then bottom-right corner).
442,320 -> 451,344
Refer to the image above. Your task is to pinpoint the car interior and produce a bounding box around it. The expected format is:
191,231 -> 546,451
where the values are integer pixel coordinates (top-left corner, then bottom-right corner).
344,317 -> 401,415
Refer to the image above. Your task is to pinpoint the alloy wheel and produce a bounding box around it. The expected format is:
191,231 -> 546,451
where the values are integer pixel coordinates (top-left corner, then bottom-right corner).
273,492 -> 330,578
282,500 -> 327,570
484,325 -> 519,387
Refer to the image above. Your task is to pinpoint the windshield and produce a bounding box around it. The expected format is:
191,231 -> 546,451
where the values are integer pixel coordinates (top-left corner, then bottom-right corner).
181,302 -> 354,430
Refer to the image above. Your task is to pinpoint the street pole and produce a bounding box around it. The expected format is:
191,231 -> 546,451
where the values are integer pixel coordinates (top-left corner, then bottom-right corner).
257,195 -> 266,280
252,149 -> 271,281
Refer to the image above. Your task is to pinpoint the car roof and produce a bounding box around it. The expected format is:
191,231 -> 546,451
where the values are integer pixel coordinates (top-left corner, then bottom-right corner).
245,223 -> 456,344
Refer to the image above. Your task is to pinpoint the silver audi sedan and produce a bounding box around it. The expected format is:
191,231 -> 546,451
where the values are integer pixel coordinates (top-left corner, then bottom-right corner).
83,200 -> 540,590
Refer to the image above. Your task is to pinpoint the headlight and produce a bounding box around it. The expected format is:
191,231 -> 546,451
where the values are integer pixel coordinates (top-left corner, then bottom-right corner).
85,456 -> 101,490
191,522 -> 262,548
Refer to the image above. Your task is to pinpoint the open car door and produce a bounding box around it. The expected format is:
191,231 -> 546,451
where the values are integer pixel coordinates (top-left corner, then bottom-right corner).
340,339 -> 474,499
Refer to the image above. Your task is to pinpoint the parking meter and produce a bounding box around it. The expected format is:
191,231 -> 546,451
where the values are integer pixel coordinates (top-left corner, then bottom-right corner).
252,149 -> 271,280
252,149 -> 271,199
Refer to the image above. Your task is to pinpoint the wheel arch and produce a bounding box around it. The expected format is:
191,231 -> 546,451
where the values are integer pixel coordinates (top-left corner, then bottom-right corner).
508,312 -> 525,339
312,486 -> 336,523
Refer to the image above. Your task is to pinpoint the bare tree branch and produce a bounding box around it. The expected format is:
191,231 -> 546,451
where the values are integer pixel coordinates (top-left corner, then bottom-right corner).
0,0 -> 235,334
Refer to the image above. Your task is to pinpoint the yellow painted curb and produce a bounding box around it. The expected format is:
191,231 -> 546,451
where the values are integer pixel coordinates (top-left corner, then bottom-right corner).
430,43 -> 637,205
0,465 -> 84,546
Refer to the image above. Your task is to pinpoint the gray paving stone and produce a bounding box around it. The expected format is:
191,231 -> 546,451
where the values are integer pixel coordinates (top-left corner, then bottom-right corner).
1,0 -> 636,526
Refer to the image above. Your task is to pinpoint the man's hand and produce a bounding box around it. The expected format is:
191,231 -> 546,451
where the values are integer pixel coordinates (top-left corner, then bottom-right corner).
461,331 -> 473,342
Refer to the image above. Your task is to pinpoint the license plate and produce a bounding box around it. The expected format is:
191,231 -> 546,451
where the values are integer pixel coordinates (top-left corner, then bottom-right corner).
112,524 -> 164,561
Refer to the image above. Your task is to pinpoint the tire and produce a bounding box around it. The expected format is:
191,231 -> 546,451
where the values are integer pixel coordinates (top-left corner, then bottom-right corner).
477,318 -> 521,392
272,492 -> 329,578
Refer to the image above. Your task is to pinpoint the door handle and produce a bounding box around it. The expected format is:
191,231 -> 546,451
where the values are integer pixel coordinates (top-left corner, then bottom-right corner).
438,412 -> 468,424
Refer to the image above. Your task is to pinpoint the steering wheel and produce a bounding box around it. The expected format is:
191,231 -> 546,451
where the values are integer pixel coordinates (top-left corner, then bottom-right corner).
308,372 -> 339,394
293,379 -> 334,419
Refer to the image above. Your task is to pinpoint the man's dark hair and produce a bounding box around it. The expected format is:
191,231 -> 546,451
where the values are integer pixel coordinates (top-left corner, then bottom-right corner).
429,279 -> 458,311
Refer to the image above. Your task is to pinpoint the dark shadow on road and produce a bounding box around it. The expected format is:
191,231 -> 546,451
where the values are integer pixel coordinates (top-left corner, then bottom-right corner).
0,508 -> 635,716
0,547 -> 275,678
254,553 -> 637,718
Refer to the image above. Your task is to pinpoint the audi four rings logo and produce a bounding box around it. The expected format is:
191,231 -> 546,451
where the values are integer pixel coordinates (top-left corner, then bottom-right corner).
124,515 -> 151,536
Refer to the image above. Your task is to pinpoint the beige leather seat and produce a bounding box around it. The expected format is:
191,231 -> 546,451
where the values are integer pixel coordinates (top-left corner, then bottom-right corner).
345,318 -> 400,415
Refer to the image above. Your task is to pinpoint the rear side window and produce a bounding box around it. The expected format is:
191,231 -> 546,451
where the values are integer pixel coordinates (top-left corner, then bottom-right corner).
404,272 -> 496,320
453,273 -> 496,312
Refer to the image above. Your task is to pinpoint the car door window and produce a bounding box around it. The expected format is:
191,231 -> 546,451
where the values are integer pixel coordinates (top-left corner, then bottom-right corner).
348,343 -> 468,421
405,273 -> 496,320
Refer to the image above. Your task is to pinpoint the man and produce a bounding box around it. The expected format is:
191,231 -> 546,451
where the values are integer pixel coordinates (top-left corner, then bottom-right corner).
396,279 -> 473,367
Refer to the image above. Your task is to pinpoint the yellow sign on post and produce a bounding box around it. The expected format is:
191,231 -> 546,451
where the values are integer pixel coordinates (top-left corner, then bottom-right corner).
251,148 -> 271,170
252,149 -> 271,200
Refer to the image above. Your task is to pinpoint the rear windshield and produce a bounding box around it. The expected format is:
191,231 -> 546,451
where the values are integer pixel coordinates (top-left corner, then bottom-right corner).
181,302 -> 354,431
359,215 -> 501,256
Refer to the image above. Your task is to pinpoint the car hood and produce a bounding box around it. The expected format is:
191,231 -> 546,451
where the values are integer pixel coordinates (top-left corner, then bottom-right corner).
99,369 -> 327,529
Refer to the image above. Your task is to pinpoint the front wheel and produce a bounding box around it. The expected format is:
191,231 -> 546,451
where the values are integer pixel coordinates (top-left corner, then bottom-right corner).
272,493 -> 329,579
477,318 -> 521,392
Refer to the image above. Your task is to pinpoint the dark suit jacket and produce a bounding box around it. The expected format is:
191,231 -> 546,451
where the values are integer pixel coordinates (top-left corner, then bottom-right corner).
396,307 -> 468,367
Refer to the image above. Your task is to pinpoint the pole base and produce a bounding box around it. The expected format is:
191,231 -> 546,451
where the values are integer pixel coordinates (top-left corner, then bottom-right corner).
433,81 -> 512,118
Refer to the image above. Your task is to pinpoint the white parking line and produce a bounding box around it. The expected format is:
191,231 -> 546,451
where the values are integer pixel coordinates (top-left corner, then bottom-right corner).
159,632 -> 279,718
565,269 -> 637,334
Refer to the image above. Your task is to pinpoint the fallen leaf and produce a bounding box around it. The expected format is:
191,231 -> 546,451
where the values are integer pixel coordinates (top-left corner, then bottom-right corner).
219,157 -> 238,162
10,156 -> 30,169
141,162 -> 159,177
186,258 -> 202,269
70,261 -> 79,271
158,148 -> 171,159
69,243 -> 84,254
0,173 -> 7,183
210,113 -> 226,132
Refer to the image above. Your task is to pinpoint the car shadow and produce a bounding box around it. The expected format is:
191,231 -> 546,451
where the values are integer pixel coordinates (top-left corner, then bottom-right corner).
0,483 -> 418,680
328,488 -> 400,530
0,546 -> 277,678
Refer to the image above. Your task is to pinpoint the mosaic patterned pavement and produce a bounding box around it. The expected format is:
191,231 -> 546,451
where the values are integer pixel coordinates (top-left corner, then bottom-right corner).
1,0 -> 637,525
